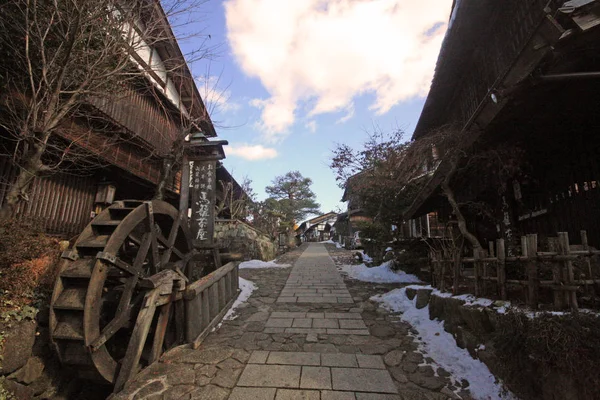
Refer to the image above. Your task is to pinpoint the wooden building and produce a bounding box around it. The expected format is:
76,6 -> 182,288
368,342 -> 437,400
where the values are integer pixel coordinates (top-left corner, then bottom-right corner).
0,2 -> 241,237
403,0 -> 600,250
296,212 -> 338,242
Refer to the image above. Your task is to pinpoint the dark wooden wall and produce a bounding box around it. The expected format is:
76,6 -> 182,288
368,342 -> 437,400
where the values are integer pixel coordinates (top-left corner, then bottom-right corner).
0,157 -> 96,237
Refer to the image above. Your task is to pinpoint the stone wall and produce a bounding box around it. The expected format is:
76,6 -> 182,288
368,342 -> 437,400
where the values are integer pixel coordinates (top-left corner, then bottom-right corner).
215,219 -> 277,261
405,287 -> 584,400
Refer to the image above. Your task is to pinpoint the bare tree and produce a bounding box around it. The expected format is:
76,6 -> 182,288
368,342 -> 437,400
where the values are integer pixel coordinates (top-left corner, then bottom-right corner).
0,0 -> 215,218
406,126 -> 526,252
215,176 -> 254,221
331,125 -> 525,252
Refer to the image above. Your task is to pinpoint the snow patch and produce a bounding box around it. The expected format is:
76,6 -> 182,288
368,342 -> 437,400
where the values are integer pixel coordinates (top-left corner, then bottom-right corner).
340,261 -> 421,283
215,277 -> 257,330
239,259 -> 291,269
320,239 -> 335,244
371,287 -> 516,400
360,251 -> 373,263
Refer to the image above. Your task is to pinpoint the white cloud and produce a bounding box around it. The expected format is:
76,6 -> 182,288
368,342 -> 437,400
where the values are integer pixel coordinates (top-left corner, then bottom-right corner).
336,104 -> 355,124
305,120 -> 317,133
225,0 -> 451,140
226,144 -> 278,160
197,75 -> 240,114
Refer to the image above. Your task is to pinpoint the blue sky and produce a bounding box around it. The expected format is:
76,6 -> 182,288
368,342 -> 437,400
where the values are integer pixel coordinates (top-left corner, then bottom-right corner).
176,0 -> 453,216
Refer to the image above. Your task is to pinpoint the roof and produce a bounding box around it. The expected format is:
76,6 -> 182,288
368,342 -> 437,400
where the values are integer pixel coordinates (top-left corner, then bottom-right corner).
411,0 -> 565,141
411,1 -> 495,140
341,169 -> 371,202
307,212 -> 338,225
145,1 -> 217,137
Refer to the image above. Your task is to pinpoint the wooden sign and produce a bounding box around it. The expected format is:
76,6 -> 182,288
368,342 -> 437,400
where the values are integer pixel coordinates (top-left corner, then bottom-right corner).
190,160 -> 216,248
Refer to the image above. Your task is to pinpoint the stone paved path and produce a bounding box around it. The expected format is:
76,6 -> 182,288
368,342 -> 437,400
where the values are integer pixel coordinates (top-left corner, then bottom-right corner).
112,243 -> 473,400
277,244 -> 353,304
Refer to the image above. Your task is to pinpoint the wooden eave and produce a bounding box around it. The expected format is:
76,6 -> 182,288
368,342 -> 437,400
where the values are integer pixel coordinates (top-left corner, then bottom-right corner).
404,8 -> 567,219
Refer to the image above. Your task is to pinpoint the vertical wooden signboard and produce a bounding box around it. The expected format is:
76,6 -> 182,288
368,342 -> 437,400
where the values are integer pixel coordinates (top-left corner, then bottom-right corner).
190,160 -> 216,248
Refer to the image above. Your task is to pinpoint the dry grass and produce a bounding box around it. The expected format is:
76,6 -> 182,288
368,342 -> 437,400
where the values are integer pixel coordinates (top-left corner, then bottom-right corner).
0,219 -> 61,311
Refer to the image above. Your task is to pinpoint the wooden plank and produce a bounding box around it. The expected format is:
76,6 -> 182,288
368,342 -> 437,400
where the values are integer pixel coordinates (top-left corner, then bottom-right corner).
201,289 -> 210,331
185,293 -> 203,342
473,248 -> 481,297
192,290 -> 240,350
209,284 -> 219,320
224,272 -> 232,302
559,232 -> 578,310
218,278 -> 226,310
526,234 -> 539,307
184,262 -> 239,298
113,289 -> 160,393
149,300 -> 172,364
497,239 -> 507,300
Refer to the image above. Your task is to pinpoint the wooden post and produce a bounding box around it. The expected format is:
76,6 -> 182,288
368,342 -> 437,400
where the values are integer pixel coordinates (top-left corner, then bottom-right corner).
559,232 -> 578,310
429,250 -> 436,288
497,239 -> 507,300
209,284 -> 219,319
521,236 -> 528,302
452,247 -> 462,295
581,230 -> 593,282
473,247 -> 481,297
114,289 -> 160,392
526,234 -> 539,308
218,278 -> 226,310
439,251 -> 446,292
201,289 -> 210,331
549,237 -> 563,309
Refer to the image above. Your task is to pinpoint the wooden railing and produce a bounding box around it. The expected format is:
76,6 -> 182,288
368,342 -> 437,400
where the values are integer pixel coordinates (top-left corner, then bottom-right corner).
184,261 -> 240,348
430,231 -> 600,310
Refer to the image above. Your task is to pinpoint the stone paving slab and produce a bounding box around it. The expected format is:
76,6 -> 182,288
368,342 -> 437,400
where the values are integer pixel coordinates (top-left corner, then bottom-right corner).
354,394 -> 402,400
237,365 -> 301,388
300,366 -> 332,389
321,353 -> 358,368
321,391 -> 357,400
276,389 -> 320,400
265,313 -> 367,335
248,351 -> 388,370
267,351 -> 321,366
331,368 -> 398,393
229,387 -> 277,400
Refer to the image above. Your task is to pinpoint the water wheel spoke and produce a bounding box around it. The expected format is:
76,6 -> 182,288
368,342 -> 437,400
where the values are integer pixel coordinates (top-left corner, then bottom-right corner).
91,306 -> 134,352
113,233 -> 153,314
97,252 -> 142,277
146,204 -> 161,274
157,226 -> 185,263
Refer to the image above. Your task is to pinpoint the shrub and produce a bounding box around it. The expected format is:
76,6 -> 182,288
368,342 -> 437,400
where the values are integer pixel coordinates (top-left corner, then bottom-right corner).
494,310 -> 600,400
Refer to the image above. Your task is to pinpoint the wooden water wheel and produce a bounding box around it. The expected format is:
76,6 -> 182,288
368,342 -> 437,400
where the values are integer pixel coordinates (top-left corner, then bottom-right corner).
49,200 -> 192,386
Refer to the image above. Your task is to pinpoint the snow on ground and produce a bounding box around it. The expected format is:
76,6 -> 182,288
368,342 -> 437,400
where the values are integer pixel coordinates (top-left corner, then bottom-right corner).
340,261 -> 421,283
216,277 -> 257,329
320,239 -> 335,244
371,287 -> 516,400
359,251 -> 373,263
239,259 -> 291,269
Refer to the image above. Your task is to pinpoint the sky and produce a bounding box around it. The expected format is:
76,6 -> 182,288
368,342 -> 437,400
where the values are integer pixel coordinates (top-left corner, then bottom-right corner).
176,0 -> 454,217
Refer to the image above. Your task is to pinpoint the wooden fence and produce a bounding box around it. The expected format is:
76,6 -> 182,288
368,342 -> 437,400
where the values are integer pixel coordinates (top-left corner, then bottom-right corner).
184,261 -> 240,348
429,231 -> 600,310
